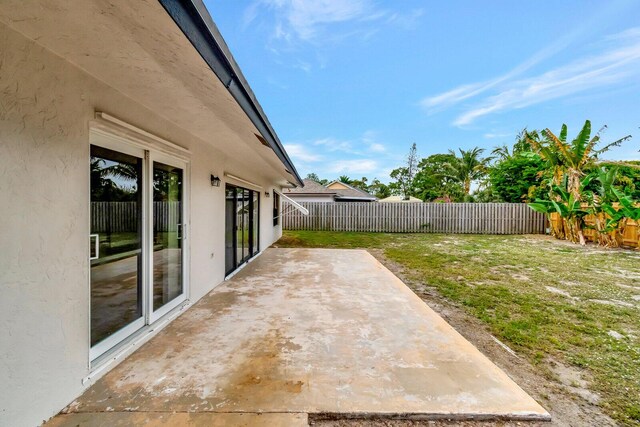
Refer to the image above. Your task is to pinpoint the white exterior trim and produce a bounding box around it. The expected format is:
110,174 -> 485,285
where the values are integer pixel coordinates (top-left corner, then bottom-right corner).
91,113 -> 191,162
224,172 -> 263,190
280,193 -> 309,215
96,112 -> 190,155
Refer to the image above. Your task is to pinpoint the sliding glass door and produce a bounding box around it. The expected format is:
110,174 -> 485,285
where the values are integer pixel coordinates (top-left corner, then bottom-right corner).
90,144 -> 145,356
89,132 -> 188,360
225,184 -> 259,275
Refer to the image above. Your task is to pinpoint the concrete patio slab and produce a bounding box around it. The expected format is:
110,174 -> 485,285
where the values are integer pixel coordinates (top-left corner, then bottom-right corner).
53,248 -> 549,424
45,412 -> 308,427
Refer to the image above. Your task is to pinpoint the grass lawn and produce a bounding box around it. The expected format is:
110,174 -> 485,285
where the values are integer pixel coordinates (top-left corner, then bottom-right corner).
276,231 -> 640,426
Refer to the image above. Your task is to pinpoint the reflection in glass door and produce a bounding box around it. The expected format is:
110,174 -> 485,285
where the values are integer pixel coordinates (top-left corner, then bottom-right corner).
151,159 -> 186,319
225,187 -> 235,274
239,188 -> 249,263
90,144 -> 144,352
252,191 -> 259,253
225,184 -> 259,275
90,134 -> 189,360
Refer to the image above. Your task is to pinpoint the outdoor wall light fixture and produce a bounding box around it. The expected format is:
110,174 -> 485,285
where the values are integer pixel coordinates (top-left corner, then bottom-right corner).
265,191 -> 270,198
210,175 -> 221,187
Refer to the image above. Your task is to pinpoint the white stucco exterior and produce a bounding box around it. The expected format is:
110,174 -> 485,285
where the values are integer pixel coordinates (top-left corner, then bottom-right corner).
0,2 -> 298,425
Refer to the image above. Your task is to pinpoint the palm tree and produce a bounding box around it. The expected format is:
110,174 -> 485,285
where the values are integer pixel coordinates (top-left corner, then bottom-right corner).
492,128 -> 540,161
338,175 -> 351,184
490,144 -> 513,161
447,147 -> 490,195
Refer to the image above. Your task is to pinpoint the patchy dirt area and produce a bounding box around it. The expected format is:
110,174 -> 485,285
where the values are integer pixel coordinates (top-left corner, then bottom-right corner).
277,232 -> 640,426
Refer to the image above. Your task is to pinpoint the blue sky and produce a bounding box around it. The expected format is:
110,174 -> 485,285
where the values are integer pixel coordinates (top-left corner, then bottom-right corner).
207,0 -> 640,183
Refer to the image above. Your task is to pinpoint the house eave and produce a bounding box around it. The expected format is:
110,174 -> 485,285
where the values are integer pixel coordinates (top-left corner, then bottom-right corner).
157,0 -> 304,187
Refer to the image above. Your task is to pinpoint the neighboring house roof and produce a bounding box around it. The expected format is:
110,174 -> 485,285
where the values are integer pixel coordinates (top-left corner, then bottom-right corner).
325,181 -> 378,201
283,179 -> 377,201
380,195 -> 423,203
326,181 -> 350,190
283,179 -> 337,195
158,0 -> 303,187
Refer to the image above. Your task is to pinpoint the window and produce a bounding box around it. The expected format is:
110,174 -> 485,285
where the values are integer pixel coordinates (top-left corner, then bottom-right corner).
273,191 -> 280,226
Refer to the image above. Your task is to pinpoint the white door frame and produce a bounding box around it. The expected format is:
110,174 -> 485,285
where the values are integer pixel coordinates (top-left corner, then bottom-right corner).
88,132 -> 148,362
88,128 -> 190,361
147,151 -> 190,324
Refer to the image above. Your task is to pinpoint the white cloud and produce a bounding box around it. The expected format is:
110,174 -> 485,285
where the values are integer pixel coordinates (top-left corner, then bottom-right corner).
246,0 -> 379,43
284,131 -> 390,179
283,144 -> 323,162
361,130 -> 386,152
421,83 -> 487,111
386,9 -> 424,30
328,159 -> 378,174
420,27 -> 640,126
244,1 -> 424,72
369,143 -> 386,153
453,33 -> 640,126
293,60 -> 312,73
483,132 -> 512,139
313,137 -> 355,153
420,27 -> 582,112
311,132 -> 386,154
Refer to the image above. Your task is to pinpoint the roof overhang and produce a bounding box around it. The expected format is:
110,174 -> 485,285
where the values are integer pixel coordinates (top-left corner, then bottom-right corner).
0,0 -> 304,188
157,0 -> 303,187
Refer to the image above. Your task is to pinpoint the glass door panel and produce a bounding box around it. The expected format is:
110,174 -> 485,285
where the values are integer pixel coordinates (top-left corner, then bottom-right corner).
90,145 -> 144,348
225,187 -> 236,275
252,191 -> 259,256
225,184 -> 260,274
242,189 -> 250,261
235,188 -> 244,264
152,161 -> 184,312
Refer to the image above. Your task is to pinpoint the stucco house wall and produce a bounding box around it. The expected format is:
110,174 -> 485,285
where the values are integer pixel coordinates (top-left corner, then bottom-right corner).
0,7 -> 291,426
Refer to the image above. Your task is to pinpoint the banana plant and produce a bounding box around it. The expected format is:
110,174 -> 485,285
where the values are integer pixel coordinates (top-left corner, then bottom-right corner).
529,120 -> 632,200
583,167 -> 618,246
605,188 -> 640,246
581,167 -> 640,247
529,174 -> 592,244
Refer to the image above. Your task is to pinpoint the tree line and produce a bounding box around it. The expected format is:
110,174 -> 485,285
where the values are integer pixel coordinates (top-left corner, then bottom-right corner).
305,119 -> 639,247
306,120 -> 638,205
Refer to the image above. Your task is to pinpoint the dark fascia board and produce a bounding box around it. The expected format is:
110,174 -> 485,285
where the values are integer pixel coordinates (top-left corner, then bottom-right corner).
157,0 -> 304,187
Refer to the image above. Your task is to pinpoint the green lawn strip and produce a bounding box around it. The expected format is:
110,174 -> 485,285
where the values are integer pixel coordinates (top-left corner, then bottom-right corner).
278,231 -> 640,425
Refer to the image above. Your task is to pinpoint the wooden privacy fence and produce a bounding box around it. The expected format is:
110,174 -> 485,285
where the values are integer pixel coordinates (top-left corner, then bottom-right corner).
283,202 -> 546,234
91,201 -> 181,233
